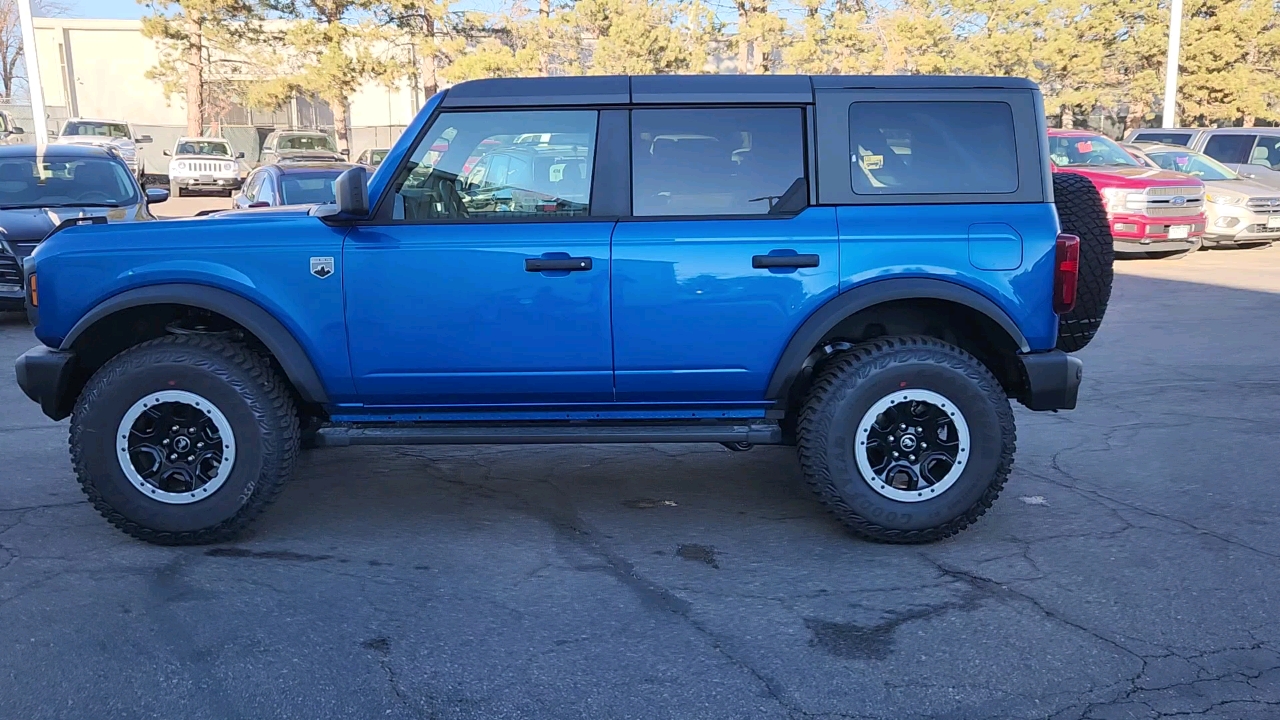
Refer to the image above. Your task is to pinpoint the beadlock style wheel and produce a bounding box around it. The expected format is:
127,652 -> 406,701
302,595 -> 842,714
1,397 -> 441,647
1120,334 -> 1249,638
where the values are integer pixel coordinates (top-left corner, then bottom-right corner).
116,390 -> 236,505
854,389 -> 970,503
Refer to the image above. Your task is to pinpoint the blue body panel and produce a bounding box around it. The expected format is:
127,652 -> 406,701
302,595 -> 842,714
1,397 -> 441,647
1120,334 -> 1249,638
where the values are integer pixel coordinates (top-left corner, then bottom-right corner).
31,211 -> 359,401
343,221 -> 615,405
610,207 -> 840,401
837,203 -> 1060,352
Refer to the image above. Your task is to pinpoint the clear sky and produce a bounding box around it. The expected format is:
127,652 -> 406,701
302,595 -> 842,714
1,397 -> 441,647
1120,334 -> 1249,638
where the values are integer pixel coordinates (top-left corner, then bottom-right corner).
58,0 -> 147,19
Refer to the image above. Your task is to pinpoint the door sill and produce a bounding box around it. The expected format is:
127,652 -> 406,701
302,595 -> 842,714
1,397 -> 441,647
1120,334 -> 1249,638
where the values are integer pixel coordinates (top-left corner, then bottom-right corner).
315,420 -> 782,447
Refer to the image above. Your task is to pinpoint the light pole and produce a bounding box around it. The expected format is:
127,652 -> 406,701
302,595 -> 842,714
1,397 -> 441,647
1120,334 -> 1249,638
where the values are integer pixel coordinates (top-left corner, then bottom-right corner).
16,0 -> 47,150
1162,0 -> 1183,129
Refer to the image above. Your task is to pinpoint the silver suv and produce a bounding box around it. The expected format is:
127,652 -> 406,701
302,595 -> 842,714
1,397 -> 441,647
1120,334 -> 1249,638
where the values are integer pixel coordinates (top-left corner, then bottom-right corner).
1125,127 -> 1280,190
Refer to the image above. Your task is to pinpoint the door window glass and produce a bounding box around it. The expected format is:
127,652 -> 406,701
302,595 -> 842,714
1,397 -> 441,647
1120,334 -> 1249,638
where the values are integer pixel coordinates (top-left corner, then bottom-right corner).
257,176 -> 276,204
388,110 -> 597,221
1202,134 -> 1256,165
1249,136 -> 1280,169
849,102 -> 1018,195
242,172 -> 263,201
630,108 -> 806,217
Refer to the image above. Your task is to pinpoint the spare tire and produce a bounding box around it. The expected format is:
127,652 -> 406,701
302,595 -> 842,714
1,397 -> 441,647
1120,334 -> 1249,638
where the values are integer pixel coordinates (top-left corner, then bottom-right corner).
1052,172 -> 1114,352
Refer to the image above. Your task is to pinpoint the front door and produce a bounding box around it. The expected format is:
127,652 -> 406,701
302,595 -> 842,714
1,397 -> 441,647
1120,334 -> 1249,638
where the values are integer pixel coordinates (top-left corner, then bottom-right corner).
611,107 -> 839,403
344,109 -> 614,407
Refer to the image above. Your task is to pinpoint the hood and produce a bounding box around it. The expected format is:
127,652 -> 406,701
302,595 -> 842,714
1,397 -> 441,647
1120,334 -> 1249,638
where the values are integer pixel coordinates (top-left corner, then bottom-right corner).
1058,165 -> 1202,188
276,149 -> 344,162
1203,178 -> 1280,201
0,205 -> 148,256
201,205 -> 315,219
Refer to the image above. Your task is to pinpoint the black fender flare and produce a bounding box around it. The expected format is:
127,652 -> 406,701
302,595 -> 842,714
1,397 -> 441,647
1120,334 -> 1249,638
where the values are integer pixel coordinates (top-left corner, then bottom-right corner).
61,283 -> 329,405
764,278 -> 1030,400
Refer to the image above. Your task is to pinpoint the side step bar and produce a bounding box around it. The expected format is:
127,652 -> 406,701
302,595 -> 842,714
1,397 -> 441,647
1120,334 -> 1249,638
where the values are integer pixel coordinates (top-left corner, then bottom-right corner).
315,421 -> 783,447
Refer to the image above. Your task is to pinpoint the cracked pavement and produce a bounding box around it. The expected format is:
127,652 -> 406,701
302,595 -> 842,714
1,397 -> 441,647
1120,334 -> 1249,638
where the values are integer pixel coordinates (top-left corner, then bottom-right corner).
4,247 -> 1280,719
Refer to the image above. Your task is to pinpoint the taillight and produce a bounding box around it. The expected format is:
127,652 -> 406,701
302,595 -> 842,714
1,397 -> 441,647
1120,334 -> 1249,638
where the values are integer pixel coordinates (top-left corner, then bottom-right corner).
1053,234 -> 1080,314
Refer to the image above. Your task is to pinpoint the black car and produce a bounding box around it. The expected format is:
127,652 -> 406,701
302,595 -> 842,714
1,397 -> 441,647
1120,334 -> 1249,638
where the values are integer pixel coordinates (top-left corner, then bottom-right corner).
0,144 -> 167,311
232,162 -> 359,209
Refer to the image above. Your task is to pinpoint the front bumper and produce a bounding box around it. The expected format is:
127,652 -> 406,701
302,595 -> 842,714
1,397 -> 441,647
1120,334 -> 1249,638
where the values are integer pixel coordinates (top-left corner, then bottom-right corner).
1203,205 -> 1280,244
1110,212 -> 1205,254
173,176 -> 242,190
1018,350 -> 1083,411
15,346 -> 78,420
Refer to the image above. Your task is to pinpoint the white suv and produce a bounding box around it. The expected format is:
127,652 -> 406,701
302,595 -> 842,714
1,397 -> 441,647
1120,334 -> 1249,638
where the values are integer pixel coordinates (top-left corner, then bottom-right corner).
164,137 -> 244,197
53,118 -> 151,181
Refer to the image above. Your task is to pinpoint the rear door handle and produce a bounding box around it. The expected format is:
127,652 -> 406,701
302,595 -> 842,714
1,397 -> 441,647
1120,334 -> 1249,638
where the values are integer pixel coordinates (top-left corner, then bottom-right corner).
525,257 -> 593,272
752,253 -> 820,269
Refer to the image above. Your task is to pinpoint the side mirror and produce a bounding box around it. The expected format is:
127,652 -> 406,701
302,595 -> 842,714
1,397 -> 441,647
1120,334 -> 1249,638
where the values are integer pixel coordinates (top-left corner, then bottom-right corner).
162,149 -> 171,156
145,187 -> 169,204
248,201 -> 270,208
236,151 -> 245,159
11,126 -> 23,134
137,135 -> 153,144
341,148 -> 351,156
316,166 -> 369,220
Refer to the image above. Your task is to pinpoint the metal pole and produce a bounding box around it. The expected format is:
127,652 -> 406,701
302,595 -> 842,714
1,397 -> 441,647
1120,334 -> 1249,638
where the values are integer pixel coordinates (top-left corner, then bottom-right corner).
1162,0 -> 1183,129
16,0 -> 47,150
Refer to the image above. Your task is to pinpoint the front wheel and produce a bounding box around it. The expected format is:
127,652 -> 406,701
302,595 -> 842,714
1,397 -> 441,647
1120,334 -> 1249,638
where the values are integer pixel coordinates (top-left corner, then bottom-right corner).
70,335 -> 300,545
797,336 -> 1016,543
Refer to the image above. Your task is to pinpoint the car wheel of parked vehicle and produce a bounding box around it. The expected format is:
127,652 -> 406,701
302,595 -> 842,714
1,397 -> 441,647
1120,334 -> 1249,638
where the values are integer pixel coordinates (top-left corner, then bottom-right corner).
69,334 -> 299,545
797,336 -> 1015,544
1052,172 -> 1114,352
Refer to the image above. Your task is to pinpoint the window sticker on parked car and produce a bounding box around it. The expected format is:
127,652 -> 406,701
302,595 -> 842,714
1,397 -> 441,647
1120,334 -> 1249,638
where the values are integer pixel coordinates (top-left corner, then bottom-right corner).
862,154 -> 884,170
1076,141 -> 1094,153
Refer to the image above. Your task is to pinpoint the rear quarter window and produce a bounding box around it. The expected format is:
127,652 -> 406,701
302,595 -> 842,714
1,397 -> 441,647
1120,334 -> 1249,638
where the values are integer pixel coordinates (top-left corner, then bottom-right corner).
849,101 -> 1018,195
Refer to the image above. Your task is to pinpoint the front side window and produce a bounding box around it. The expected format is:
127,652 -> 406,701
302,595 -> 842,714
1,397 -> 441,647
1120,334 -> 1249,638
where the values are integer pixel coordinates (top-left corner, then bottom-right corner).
631,108 -> 805,217
851,102 -> 1019,195
1202,134 -> 1256,165
0,156 -> 139,208
278,134 -> 337,152
1249,136 -> 1280,169
242,171 -> 263,201
62,121 -> 130,139
280,172 -> 338,205
388,110 -> 597,221
1145,150 -> 1237,181
257,175 -> 276,204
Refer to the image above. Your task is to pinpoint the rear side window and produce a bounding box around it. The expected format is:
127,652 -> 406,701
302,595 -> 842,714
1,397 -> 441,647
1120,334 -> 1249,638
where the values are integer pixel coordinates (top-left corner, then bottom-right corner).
1249,136 -> 1280,169
631,108 -> 806,217
280,173 -> 337,205
849,101 -> 1018,195
1132,132 -> 1192,146
1202,134 -> 1256,165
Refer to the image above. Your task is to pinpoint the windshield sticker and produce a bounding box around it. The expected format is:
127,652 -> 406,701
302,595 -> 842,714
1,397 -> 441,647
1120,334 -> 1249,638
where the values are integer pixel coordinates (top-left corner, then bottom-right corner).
863,154 -> 884,170
1075,141 -> 1094,153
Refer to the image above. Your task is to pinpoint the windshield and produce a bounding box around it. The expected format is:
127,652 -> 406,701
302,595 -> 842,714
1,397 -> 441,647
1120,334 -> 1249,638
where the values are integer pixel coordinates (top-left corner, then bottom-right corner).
1049,135 -> 1140,168
0,156 -> 139,208
175,140 -> 231,157
62,121 -> 130,140
1145,150 -> 1237,181
279,171 -> 339,205
278,135 -> 337,152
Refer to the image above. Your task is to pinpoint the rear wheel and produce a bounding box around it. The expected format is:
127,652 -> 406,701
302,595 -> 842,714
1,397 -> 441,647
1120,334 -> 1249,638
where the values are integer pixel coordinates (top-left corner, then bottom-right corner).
797,336 -> 1015,544
70,335 -> 299,545
1052,172 -> 1114,352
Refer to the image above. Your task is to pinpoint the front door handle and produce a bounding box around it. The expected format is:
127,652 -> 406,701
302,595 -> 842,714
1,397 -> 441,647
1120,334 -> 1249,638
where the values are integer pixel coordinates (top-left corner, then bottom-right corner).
525,256 -> 593,272
752,253 -> 820,269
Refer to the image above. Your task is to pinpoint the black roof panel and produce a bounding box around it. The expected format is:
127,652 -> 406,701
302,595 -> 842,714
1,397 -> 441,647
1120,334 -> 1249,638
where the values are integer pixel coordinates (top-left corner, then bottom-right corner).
811,75 -> 1039,90
630,74 -> 813,105
442,76 -> 630,108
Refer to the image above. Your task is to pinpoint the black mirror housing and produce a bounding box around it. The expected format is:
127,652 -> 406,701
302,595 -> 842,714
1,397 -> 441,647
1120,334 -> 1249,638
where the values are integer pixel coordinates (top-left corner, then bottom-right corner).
145,187 -> 169,204
162,149 -> 171,156
137,135 -> 153,144
236,151 -> 245,159
316,166 -> 369,221
11,126 -> 23,134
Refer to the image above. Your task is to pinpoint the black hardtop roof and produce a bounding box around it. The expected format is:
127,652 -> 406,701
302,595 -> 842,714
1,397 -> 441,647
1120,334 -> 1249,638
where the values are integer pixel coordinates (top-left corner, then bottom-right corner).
268,161 -> 360,173
441,75 -> 1039,108
0,143 -> 114,159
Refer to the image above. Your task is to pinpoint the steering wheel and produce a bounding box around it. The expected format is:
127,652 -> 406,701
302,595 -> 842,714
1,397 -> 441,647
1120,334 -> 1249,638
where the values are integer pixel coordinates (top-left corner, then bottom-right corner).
1086,156 -> 1107,166
78,191 -> 114,203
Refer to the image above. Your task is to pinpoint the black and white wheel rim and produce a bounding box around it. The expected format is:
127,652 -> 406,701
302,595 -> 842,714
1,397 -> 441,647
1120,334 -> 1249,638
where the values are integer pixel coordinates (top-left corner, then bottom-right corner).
116,390 -> 235,505
855,389 -> 970,503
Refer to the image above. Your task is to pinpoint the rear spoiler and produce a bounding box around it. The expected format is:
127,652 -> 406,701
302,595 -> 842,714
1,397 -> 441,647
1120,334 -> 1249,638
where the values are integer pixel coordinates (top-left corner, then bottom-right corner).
45,215 -> 108,240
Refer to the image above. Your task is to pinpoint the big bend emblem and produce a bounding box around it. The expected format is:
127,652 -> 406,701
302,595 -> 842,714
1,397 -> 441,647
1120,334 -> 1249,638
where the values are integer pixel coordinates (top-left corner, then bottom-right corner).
310,257 -> 334,279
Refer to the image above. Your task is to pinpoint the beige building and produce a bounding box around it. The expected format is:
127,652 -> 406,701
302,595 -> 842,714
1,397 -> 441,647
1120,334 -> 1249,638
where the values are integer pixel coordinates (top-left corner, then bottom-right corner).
30,17 -> 422,170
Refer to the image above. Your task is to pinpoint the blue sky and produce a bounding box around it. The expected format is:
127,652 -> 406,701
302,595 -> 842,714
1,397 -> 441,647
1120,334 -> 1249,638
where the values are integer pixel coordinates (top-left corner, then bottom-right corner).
59,0 -> 146,19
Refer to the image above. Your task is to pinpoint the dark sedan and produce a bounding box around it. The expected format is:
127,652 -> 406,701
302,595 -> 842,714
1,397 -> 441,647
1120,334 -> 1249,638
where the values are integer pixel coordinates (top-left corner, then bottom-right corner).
232,162 -> 358,209
0,144 -> 166,311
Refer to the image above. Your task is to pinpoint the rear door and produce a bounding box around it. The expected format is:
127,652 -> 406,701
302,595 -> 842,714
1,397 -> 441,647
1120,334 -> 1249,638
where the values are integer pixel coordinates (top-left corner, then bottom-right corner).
610,106 -> 839,403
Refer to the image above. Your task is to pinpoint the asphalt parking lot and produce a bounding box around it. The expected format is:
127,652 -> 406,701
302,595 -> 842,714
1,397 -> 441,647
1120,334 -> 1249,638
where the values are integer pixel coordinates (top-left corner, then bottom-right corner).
4,243 -> 1280,720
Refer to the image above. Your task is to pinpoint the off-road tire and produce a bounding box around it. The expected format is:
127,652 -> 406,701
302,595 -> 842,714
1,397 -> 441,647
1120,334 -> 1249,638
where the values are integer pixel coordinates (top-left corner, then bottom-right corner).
70,334 -> 299,545
1052,172 -> 1114,352
797,336 -> 1016,544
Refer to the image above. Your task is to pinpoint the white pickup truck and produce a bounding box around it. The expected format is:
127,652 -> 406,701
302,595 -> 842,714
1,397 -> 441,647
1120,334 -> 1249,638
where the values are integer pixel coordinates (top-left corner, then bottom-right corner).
164,136 -> 244,197
52,118 -> 152,181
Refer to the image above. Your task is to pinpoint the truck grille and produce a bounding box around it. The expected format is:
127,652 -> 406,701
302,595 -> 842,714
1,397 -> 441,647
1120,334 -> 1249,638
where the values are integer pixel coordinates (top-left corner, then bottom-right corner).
0,253 -> 21,285
1246,198 -> 1280,212
1144,186 -> 1204,217
185,161 -> 233,173
1147,186 -> 1202,197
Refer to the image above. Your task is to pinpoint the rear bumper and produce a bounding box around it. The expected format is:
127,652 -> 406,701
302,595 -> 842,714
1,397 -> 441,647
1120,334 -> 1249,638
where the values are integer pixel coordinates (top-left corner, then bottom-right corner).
1018,350 -> 1083,411
15,346 -> 78,420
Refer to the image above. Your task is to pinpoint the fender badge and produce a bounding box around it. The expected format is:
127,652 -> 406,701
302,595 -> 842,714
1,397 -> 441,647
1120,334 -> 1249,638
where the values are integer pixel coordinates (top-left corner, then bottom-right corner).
310,257 -> 334,279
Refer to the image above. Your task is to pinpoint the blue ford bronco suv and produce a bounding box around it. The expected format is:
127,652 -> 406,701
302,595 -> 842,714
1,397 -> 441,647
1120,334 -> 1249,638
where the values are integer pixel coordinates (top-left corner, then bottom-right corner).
14,75 -> 1112,545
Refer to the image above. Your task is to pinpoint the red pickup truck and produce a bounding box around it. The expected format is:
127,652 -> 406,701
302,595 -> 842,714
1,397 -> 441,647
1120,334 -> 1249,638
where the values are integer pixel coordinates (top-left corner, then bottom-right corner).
1048,129 -> 1206,257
